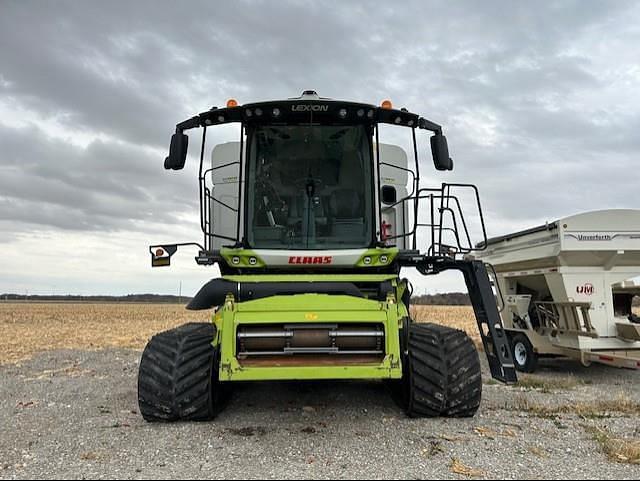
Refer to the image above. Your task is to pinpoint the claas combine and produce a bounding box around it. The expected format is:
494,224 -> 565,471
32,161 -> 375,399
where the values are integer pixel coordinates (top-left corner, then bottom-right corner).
137,91 -> 516,422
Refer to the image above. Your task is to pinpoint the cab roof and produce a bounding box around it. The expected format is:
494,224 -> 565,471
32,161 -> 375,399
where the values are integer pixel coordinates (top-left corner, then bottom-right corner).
175,90 -> 442,133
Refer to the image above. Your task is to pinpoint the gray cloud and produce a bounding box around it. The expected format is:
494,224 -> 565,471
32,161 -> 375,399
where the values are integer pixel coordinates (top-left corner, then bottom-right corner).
1,0 -> 640,293
0,123 -> 200,232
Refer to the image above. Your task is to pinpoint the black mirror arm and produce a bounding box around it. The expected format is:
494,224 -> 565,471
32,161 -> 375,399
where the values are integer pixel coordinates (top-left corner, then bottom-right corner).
418,117 -> 443,134
176,115 -> 203,133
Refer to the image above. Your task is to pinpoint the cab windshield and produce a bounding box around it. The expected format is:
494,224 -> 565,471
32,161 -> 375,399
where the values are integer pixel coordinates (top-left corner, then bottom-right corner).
246,124 -> 373,249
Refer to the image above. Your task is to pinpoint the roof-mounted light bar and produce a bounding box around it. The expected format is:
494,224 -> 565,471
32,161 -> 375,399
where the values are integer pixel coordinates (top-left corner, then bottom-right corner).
173,100 -> 442,134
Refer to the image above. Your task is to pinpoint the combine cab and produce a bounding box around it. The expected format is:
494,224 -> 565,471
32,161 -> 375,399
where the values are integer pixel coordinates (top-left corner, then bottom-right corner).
138,91 -> 516,422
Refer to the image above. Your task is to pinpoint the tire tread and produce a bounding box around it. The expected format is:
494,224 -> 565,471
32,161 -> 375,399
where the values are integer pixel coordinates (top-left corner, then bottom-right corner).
138,322 -> 220,422
404,323 -> 482,418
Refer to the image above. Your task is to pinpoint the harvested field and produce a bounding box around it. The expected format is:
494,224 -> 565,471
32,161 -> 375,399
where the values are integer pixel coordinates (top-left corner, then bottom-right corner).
1,302 -> 639,479
0,303 -> 208,365
411,305 -> 480,345
0,303 -> 478,365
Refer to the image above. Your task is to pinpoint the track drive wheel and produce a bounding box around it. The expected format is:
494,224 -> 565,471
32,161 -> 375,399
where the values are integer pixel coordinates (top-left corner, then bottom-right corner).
398,323 -> 482,418
138,322 -> 225,422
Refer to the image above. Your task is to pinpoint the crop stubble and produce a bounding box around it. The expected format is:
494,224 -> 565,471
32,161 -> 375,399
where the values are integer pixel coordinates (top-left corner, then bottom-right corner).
0,303 -> 478,364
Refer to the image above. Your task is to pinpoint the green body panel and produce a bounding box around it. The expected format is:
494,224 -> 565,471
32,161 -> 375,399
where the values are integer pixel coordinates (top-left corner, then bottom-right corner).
219,247 -> 399,269
223,273 -> 398,282
219,248 -> 266,268
354,247 -> 399,267
212,277 -> 409,381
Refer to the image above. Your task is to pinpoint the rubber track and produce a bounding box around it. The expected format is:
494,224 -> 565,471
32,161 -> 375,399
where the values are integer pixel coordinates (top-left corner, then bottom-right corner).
138,323 -> 218,422
405,323 -> 482,418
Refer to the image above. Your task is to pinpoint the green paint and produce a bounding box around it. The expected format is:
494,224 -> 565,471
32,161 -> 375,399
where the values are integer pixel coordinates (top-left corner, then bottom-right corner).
219,247 -> 399,269
355,247 -> 399,267
214,291 -> 404,382
223,273 -> 399,283
219,248 -> 266,268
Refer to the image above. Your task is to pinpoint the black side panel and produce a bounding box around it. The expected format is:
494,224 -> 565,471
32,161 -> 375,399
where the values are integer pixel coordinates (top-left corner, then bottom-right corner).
187,279 -> 239,310
416,258 -> 517,384
187,279 -> 369,310
460,261 -> 517,383
239,282 -> 365,302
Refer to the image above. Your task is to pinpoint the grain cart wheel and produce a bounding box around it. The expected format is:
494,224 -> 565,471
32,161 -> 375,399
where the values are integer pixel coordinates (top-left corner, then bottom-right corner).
138,323 -> 225,422
510,333 -> 538,373
399,323 -> 482,418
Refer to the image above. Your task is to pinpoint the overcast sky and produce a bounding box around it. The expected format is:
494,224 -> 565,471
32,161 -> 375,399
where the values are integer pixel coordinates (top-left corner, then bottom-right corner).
1,0 -> 639,296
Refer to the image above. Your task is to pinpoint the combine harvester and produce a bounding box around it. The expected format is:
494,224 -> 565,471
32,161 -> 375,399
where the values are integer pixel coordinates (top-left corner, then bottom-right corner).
138,91 -> 517,422
476,210 -> 640,372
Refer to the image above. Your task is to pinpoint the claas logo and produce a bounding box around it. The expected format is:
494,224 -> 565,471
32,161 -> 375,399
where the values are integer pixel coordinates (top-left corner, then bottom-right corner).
288,256 -> 332,265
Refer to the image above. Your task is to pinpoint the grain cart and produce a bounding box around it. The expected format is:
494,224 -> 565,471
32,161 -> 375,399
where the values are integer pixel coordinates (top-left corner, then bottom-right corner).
476,210 -> 640,372
138,91 -> 517,422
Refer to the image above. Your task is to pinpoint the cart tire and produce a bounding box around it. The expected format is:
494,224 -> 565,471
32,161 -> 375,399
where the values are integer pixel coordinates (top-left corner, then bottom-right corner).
510,333 -> 538,373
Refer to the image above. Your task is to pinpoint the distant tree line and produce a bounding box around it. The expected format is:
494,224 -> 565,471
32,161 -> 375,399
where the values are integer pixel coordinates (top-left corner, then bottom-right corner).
4,292 -> 633,307
0,294 -> 191,303
1,292 -> 473,305
0,292 -> 476,306
410,292 -> 471,306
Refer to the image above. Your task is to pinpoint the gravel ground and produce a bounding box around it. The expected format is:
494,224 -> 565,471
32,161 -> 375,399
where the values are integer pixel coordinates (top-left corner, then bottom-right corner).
1,349 -> 639,480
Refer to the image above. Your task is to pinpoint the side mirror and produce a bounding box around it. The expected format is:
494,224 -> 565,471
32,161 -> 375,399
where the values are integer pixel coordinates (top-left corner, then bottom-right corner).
430,133 -> 453,171
164,133 -> 189,170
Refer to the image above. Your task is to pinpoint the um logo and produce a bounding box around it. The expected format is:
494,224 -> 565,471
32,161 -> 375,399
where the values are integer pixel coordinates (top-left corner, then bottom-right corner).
576,283 -> 594,295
